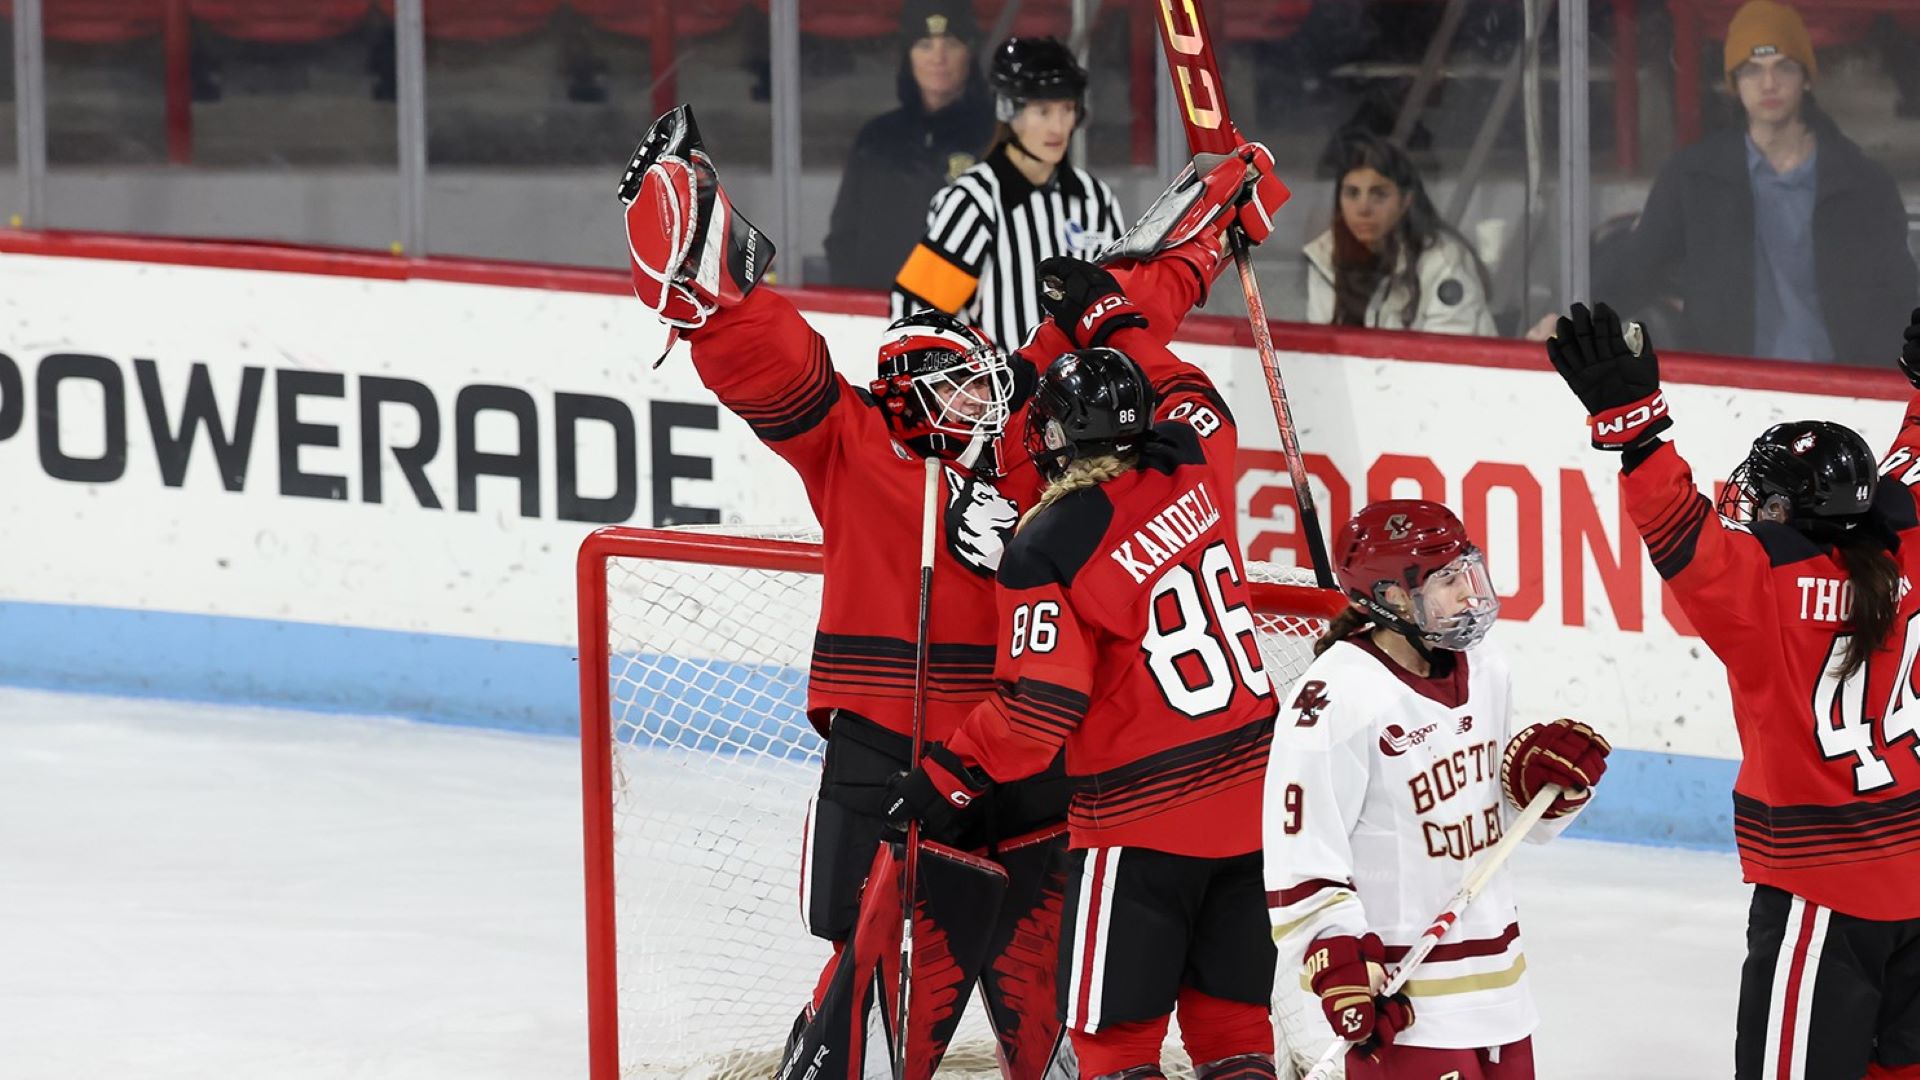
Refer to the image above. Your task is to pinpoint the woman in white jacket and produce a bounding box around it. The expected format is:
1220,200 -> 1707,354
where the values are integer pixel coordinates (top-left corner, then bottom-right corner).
1304,133 -> 1496,336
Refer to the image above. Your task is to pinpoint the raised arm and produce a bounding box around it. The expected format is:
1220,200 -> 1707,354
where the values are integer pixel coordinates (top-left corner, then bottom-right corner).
1547,302 -> 1776,657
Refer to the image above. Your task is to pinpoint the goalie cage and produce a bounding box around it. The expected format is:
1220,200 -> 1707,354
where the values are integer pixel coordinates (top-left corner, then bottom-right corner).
579,525 -> 1351,1080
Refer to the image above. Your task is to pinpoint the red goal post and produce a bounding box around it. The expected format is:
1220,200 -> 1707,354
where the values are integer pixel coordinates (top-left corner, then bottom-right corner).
577,526 -> 1349,1080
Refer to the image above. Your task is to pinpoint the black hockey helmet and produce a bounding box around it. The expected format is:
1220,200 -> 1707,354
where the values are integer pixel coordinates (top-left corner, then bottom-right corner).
1717,420 -> 1878,534
870,310 -> 1013,462
989,37 -> 1087,123
1023,347 -> 1154,482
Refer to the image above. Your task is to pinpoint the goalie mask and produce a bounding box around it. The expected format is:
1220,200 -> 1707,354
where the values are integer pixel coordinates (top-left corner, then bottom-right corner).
1717,420 -> 1877,537
870,312 -> 1014,463
1023,347 -> 1154,483
1335,499 -> 1500,652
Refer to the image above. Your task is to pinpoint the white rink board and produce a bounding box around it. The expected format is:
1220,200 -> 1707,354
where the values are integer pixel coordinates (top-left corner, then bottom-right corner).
1,246 -> 1909,844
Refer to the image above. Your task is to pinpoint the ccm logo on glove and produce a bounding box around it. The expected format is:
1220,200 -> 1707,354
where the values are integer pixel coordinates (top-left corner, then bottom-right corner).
1081,296 -> 1127,333
1591,391 -> 1669,444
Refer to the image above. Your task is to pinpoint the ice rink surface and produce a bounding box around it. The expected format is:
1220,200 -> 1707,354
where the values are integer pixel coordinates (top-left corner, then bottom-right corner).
2,688 -> 1749,1079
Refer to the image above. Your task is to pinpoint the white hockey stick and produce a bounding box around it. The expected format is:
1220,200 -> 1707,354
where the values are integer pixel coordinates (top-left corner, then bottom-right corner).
1299,783 -> 1576,1080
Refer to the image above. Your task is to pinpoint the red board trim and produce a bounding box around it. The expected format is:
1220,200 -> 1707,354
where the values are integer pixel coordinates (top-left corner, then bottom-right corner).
2,228 -> 1907,400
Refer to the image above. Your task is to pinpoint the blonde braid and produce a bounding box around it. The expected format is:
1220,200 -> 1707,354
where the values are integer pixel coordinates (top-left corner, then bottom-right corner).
1019,452 -> 1139,530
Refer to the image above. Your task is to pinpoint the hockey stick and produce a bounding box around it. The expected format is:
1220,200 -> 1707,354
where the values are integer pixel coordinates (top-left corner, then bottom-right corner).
894,453 -> 944,1080
1298,783 -> 1577,1080
1148,0 -> 1335,590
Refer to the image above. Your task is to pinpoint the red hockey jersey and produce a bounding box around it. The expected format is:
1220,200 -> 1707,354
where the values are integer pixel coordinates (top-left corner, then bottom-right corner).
681,249 -> 1218,742
1622,399 -> 1920,921
945,323 -> 1277,856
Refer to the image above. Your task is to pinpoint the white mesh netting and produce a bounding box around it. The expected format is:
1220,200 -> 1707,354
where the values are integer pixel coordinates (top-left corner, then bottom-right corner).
589,528 -> 1340,1079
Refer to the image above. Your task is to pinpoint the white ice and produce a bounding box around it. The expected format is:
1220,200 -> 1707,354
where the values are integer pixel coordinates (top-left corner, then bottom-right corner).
0,688 -> 1747,1079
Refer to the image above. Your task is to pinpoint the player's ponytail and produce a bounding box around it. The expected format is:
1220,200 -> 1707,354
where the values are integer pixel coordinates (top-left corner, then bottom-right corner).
1314,606 -> 1373,656
1019,452 -> 1137,530
1832,535 -> 1902,679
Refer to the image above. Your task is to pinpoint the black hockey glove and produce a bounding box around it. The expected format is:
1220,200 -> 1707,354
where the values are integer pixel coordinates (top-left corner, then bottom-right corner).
884,743 -> 989,842
1545,301 -> 1672,452
1900,307 -> 1920,389
1037,256 -> 1148,350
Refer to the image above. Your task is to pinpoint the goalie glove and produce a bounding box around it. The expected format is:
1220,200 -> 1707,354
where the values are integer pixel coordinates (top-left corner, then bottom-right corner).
1097,142 -> 1290,269
1545,301 -> 1671,451
1304,933 -> 1415,1058
618,105 -> 775,346
1502,718 -> 1612,819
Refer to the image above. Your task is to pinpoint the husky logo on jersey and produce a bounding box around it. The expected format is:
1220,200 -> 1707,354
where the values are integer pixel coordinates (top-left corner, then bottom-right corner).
1292,680 -> 1331,727
1380,722 -> 1438,757
944,466 -> 1018,577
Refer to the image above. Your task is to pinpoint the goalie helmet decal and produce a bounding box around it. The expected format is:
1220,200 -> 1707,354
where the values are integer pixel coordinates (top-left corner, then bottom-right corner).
869,311 -> 1014,465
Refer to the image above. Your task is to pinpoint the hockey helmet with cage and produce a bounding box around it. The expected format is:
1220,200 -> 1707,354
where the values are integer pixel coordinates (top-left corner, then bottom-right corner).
989,37 -> 1088,124
1023,347 -> 1154,483
1334,499 -> 1500,652
1717,420 -> 1877,536
870,311 -> 1015,462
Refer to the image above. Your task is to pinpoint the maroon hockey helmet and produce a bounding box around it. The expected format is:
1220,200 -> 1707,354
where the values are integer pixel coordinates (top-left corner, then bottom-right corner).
1334,499 -> 1500,651
869,311 -> 1014,463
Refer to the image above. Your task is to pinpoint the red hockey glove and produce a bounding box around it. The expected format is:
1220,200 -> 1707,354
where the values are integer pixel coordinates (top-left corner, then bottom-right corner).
1545,302 -> 1671,451
884,743 -> 990,842
1037,256 -> 1148,349
1231,142 -> 1287,248
1305,933 -> 1415,1055
618,105 -> 775,333
1502,718 -> 1612,819
1900,307 -> 1920,390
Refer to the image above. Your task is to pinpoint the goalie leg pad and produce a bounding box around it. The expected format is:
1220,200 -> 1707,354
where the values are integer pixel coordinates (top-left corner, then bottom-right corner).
776,839 -> 1010,1080
980,824 -> 1072,1079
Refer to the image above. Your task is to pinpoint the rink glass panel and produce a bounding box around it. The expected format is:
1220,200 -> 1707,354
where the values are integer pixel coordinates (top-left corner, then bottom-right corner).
577,525 -> 1344,1079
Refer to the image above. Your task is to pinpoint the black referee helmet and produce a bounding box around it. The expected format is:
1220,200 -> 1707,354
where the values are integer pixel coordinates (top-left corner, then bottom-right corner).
989,37 -> 1088,123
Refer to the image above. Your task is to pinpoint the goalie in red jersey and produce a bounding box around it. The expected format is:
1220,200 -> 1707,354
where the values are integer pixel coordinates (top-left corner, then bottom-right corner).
618,105 -> 1287,1080
888,258 -> 1281,1080
1547,302 -> 1920,1080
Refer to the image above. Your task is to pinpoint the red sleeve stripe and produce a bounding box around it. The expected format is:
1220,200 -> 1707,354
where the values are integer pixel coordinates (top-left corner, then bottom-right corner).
1267,878 -> 1351,908
1642,495 -> 1711,579
1382,921 -> 1520,964
728,336 -> 841,442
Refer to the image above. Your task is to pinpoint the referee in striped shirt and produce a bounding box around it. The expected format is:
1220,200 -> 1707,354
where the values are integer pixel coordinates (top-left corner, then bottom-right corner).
890,37 -> 1125,351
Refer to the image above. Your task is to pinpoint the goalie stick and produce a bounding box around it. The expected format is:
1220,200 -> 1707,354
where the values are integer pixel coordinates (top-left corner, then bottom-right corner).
894,454 -> 941,1080
1299,783 -> 1575,1080
1147,0 -> 1335,590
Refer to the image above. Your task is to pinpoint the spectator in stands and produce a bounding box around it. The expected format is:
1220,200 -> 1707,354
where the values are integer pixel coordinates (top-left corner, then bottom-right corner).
1551,0 -> 1917,364
823,0 -> 994,289
1304,131 -> 1495,336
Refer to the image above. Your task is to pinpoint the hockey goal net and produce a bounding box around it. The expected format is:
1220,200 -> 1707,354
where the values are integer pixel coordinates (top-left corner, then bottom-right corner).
579,526 -> 1349,1080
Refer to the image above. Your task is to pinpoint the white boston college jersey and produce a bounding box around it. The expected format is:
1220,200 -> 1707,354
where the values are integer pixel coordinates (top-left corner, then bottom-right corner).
1262,634 -> 1571,1051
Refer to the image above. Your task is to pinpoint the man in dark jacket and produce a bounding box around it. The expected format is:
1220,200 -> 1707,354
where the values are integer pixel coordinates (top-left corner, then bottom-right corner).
1586,0 -> 1916,365
824,0 -> 994,289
